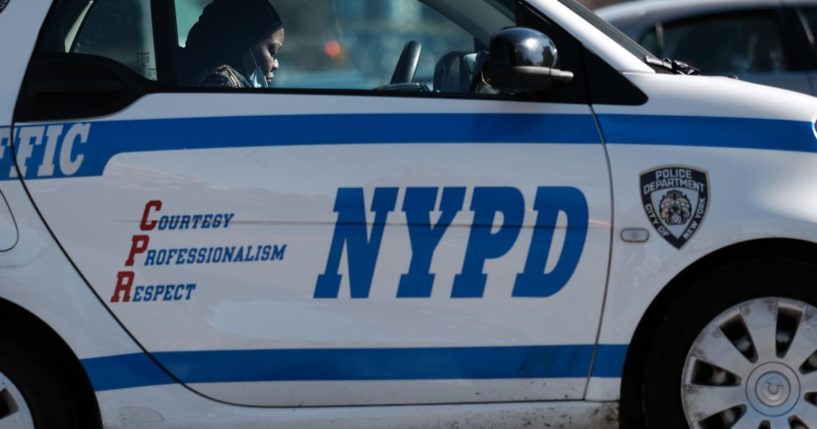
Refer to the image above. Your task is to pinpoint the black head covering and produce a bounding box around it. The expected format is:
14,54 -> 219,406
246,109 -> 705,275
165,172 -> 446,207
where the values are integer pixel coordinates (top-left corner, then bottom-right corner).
185,0 -> 284,71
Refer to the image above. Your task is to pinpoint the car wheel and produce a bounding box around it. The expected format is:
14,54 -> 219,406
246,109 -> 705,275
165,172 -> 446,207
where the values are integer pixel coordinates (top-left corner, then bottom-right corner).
0,334 -> 81,429
641,259 -> 817,429
0,369 -> 34,429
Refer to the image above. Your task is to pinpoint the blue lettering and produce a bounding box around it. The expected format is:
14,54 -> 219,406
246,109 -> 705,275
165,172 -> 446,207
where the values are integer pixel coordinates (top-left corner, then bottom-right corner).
451,187 -> 524,298
513,187 -> 588,297
398,187 -> 465,298
144,285 -> 154,301
314,187 -> 398,299
176,248 -> 187,264
163,285 -> 175,301
153,285 -> 165,301
144,250 -> 155,266
133,286 -> 144,302
156,249 -> 167,265
272,244 -> 286,260
187,249 -> 198,264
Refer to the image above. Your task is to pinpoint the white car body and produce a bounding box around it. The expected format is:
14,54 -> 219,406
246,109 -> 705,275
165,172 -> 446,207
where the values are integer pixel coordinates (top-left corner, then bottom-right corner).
0,0 -> 816,428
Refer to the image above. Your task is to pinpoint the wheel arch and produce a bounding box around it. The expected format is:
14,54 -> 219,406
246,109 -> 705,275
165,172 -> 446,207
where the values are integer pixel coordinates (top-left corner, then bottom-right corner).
0,296 -> 102,429
618,237 -> 817,426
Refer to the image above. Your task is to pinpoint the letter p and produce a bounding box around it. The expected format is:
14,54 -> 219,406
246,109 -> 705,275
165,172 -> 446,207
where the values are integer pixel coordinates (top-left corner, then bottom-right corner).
126,235 -> 150,266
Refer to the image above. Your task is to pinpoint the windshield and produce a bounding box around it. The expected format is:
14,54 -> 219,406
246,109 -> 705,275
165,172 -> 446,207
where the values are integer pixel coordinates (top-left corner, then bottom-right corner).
555,0 -> 655,62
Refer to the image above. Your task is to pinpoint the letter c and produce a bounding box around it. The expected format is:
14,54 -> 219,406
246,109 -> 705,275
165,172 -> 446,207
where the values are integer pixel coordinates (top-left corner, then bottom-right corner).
140,200 -> 162,231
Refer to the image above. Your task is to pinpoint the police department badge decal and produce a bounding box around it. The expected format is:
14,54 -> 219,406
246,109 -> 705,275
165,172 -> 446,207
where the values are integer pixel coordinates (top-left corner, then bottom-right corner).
641,166 -> 709,249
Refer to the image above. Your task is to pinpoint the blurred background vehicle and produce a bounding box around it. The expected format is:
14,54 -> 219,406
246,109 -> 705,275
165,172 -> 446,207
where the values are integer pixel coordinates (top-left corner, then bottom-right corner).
597,0 -> 817,95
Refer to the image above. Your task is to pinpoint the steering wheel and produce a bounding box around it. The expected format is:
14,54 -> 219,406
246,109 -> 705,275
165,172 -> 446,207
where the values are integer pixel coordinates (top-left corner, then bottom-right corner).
390,41 -> 422,84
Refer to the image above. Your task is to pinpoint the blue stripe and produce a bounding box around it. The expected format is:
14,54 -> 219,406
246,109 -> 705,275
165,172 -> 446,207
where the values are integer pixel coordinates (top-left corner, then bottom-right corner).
81,344 -> 627,392
11,114 -> 600,180
12,113 -> 813,181
81,353 -> 175,391
590,344 -> 629,378
598,114 -> 817,152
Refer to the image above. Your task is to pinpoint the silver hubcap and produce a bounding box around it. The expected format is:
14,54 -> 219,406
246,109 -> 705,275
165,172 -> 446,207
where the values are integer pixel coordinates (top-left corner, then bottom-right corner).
746,363 -> 799,415
0,371 -> 33,429
683,298 -> 817,428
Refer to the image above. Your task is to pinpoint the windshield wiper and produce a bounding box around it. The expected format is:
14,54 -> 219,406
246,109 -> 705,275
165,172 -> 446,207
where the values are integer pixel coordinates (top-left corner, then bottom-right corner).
645,57 -> 701,76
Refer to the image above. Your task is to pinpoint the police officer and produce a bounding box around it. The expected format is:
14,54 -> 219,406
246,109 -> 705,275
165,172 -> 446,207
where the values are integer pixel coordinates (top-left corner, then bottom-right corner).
183,0 -> 285,88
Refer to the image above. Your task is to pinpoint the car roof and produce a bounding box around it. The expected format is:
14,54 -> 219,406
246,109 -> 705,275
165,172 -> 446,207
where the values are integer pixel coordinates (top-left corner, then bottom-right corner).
596,0 -> 804,38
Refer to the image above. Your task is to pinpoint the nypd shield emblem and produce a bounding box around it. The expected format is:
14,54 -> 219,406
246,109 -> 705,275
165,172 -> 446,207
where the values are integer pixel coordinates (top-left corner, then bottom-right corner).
641,166 -> 709,249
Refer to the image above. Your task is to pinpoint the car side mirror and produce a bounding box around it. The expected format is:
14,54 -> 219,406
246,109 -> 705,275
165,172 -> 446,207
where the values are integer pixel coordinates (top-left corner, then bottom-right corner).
485,27 -> 573,93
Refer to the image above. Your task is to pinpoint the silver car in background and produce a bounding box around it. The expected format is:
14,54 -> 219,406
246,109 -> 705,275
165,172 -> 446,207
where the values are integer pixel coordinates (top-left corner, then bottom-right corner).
597,0 -> 817,95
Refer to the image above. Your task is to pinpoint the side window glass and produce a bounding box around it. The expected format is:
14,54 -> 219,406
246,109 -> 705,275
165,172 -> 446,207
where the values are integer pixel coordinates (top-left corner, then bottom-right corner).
174,0 -> 515,95
661,12 -> 789,75
38,0 -> 158,80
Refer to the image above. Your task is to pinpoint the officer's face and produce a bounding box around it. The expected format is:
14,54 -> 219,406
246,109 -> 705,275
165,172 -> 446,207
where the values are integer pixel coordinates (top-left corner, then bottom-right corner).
245,28 -> 285,84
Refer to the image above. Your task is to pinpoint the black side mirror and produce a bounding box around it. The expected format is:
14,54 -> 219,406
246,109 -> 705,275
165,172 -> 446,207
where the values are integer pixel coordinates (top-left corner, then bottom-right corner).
485,27 -> 573,93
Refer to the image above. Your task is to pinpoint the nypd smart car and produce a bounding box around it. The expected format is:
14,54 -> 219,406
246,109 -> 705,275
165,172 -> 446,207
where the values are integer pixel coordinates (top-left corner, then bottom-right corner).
2,0 -> 817,428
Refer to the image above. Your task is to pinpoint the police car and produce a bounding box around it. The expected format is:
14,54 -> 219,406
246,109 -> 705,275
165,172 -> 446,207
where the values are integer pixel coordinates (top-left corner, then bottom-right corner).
1,0 -> 817,428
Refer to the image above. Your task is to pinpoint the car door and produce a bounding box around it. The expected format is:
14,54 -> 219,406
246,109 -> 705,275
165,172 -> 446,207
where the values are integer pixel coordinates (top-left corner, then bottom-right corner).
13,0 -> 613,407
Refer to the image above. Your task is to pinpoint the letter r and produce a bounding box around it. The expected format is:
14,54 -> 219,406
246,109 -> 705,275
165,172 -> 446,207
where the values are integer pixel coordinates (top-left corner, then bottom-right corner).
111,271 -> 135,303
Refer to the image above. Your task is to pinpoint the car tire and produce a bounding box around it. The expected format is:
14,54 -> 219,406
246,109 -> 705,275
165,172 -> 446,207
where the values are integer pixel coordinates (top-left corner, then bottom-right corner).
0,332 -> 82,428
641,258 -> 817,429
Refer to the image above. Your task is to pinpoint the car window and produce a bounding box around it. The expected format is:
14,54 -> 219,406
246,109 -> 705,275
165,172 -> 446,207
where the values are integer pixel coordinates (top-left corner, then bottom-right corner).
659,12 -> 789,75
638,27 -> 659,56
174,0 -> 514,94
38,0 -> 158,80
800,7 -> 817,46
